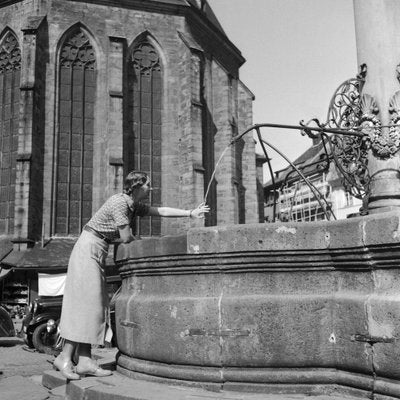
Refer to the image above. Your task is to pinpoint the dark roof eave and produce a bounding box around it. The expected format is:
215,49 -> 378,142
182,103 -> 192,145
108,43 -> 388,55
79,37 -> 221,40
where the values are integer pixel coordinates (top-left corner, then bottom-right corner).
5,265 -> 68,272
0,0 -> 21,7
187,12 -> 245,67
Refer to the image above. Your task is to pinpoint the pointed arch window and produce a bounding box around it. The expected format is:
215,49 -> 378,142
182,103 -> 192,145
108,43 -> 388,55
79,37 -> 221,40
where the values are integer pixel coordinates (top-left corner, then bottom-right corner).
125,41 -> 162,236
55,28 -> 96,235
0,31 -> 20,235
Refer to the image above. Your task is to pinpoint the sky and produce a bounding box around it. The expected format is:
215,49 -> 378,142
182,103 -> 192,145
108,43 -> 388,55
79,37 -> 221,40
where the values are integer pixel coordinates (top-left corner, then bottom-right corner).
207,0 -> 358,181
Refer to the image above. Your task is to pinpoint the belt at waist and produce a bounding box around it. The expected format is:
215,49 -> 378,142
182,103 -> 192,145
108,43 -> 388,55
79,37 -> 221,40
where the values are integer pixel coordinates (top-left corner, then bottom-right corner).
83,225 -> 112,244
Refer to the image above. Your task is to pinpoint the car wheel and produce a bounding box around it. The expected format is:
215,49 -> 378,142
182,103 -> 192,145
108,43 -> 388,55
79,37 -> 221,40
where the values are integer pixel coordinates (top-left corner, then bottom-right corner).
32,323 -> 60,356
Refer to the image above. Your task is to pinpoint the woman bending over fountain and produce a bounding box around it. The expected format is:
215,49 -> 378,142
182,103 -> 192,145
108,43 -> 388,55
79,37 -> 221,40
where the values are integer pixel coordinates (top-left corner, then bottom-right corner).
53,171 -> 210,380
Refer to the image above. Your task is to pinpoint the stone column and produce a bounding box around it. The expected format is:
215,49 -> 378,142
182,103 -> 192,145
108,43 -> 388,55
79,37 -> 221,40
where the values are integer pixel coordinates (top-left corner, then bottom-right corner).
353,0 -> 400,212
177,32 -> 206,215
238,81 -> 259,223
212,61 -> 237,225
14,16 -> 44,250
108,35 -> 125,192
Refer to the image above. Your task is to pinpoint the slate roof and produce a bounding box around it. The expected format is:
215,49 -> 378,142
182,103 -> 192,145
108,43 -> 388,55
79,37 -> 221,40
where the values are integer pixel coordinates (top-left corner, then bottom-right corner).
186,0 -> 226,34
1,239 -> 77,271
264,140 -> 330,190
1,237 -> 118,275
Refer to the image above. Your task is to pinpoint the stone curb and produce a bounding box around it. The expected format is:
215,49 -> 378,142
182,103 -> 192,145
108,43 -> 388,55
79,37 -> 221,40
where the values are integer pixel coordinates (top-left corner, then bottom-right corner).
42,368 -> 362,400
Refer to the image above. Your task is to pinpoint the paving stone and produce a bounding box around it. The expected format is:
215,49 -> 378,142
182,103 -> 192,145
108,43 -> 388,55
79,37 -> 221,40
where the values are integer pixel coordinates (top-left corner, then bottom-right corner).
0,375 -> 50,400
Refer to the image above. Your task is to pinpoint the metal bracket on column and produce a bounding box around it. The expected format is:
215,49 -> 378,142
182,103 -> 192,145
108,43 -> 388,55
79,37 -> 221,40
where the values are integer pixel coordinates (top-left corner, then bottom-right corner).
326,63 -> 400,202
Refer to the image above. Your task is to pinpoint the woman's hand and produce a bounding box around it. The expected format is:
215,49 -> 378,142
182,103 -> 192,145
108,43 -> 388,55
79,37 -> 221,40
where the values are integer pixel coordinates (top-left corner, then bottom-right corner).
190,203 -> 210,219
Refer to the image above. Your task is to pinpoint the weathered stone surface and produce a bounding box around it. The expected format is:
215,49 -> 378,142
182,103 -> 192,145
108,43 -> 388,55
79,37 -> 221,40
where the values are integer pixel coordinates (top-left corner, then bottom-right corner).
51,369 -> 364,400
187,222 -> 331,254
115,211 -> 400,399
117,235 -> 187,262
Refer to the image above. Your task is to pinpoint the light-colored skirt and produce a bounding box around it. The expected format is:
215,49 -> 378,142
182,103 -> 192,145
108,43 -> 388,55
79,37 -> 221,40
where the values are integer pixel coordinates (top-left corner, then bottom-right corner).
59,230 -> 110,345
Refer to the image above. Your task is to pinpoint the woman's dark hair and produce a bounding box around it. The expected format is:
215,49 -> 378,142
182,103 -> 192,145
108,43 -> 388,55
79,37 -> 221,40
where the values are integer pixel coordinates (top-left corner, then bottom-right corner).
123,171 -> 149,195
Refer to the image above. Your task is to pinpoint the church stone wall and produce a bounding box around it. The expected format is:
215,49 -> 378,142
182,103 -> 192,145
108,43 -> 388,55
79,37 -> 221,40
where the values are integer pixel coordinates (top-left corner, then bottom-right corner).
0,0 -> 258,244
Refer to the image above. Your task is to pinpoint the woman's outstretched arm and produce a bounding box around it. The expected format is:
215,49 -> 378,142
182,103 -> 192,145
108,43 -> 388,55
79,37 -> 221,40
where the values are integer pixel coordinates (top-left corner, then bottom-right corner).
148,203 -> 210,218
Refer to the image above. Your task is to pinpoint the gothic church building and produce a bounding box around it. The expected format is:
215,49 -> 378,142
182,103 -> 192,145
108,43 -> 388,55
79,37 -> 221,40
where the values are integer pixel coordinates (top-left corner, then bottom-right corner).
0,0 -> 261,308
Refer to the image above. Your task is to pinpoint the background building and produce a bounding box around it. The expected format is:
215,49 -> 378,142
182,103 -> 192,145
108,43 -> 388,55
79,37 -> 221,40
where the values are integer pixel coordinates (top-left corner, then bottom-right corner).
264,137 -> 363,223
0,0 -> 262,317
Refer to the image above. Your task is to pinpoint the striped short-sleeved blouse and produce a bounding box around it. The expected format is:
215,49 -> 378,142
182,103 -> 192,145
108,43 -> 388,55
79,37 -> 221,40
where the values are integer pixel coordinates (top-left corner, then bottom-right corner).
86,193 -> 149,241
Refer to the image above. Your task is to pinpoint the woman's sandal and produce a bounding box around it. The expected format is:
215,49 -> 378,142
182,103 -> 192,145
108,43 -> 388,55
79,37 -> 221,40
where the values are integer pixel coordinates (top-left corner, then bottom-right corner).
76,363 -> 112,377
53,356 -> 80,380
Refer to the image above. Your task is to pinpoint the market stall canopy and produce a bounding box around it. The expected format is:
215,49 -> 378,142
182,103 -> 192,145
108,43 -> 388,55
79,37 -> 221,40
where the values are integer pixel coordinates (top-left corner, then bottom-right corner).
1,239 -> 77,272
1,238 -> 118,275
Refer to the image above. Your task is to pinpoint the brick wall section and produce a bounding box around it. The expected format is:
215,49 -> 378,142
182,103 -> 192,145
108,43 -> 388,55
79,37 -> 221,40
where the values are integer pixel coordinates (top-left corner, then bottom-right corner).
189,51 -> 206,214
238,80 -> 259,223
212,60 -> 237,225
0,0 -> 259,243
161,23 -> 192,235
13,16 -> 47,247
30,18 -> 47,238
202,57 -> 217,226
107,36 -> 124,193
173,35 -> 206,233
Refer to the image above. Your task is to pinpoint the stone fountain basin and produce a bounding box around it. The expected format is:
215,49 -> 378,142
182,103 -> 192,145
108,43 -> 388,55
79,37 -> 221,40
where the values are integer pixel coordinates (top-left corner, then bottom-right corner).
114,211 -> 400,397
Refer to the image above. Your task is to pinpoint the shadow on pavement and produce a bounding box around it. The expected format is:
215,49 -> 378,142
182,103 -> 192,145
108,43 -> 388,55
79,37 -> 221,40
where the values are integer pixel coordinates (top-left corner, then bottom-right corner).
0,337 -> 24,347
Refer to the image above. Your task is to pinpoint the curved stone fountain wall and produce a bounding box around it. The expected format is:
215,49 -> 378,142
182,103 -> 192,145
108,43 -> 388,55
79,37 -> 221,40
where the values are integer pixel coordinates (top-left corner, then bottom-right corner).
115,211 -> 400,398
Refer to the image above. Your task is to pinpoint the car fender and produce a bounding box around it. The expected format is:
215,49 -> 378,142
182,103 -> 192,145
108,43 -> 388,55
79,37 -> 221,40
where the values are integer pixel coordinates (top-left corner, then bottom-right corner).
0,305 -> 15,337
29,312 -> 60,328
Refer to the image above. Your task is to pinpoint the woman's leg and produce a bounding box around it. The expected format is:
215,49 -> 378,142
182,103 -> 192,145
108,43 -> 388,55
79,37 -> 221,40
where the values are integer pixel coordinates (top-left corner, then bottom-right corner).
60,340 -> 77,361
77,342 -> 91,363
75,342 -> 112,377
53,340 -> 80,380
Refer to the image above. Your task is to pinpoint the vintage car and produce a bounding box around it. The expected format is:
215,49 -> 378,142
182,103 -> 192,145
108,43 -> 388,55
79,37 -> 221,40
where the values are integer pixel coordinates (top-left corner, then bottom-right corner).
0,304 -> 15,337
21,296 -> 62,355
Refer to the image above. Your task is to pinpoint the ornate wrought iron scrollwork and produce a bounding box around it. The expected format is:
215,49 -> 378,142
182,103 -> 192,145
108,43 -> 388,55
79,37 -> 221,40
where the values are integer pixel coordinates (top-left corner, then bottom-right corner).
320,64 -> 370,199
316,62 -> 400,203
327,63 -> 367,131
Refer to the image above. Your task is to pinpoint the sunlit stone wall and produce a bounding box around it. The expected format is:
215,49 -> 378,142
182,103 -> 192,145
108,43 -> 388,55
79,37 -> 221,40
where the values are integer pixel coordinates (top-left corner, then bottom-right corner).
115,211 -> 400,398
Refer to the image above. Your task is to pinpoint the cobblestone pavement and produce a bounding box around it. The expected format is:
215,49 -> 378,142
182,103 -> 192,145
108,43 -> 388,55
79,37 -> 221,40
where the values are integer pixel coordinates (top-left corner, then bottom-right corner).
0,337 -> 62,399
0,337 -> 53,378
0,337 -> 118,399
0,337 -> 362,400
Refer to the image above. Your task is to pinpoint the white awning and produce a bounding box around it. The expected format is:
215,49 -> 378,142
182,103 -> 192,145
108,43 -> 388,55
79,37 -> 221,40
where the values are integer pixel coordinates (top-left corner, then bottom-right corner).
38,273 -> 66,296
